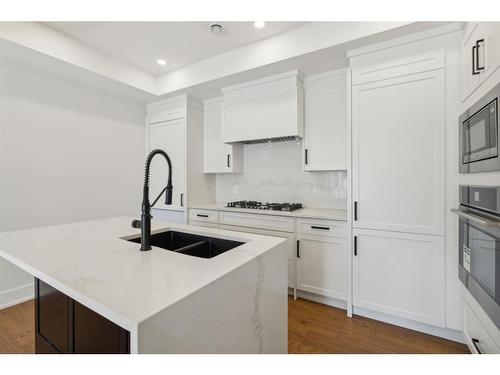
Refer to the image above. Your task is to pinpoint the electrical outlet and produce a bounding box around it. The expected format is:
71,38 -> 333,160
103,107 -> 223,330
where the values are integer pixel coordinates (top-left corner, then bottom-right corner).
232,184 -> 239,195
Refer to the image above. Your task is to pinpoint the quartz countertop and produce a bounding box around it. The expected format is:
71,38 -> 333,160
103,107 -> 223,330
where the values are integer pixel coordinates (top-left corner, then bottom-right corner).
189,203 -> 348,221
0,217 -> 285,332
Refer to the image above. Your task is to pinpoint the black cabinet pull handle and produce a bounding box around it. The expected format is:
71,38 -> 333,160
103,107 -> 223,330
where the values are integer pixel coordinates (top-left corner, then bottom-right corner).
476,39 -> 485,71
354,201 -> 358,221
472,338 -> 482,354
296,240 -> 300,258
227,154 -> 231,168
311,226 -> 330,230
197,214 -> 209,218
354,236 -> 358,256
305,149 -> 308,165
180,193 -> 184,207
472,44 -> 480,75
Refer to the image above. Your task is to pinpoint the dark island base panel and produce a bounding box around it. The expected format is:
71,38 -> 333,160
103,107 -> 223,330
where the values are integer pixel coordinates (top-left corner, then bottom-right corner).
35,278 -> 130,354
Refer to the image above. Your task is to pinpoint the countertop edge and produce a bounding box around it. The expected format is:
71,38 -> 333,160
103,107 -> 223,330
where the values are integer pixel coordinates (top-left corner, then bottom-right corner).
188,204 -> 348,221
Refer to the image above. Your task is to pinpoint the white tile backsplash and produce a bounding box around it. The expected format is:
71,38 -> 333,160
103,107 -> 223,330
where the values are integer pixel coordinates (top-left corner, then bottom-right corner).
215,141 -> 347,209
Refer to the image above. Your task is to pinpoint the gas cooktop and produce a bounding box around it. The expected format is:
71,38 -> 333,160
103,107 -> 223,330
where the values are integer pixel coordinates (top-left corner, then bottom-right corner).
225,201 -> 303,212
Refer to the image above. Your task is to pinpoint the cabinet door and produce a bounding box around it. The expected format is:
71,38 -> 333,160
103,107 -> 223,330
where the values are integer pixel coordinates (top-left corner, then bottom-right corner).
352,70 -> 445,235
463,22 -> 482,100
204,99 -> 242,173
73,301 -> 129,354
36,279 -> 70,353
296,236 -> 347,301
482,22 -> 500,85
303,71 -> 347,171
353,229 -> 445,327
149,119 -> 185,211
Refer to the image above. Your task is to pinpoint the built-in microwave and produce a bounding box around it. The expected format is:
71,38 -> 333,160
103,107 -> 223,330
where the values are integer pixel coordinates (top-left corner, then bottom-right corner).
459,83 -> 500,173
454,186 -> 500,330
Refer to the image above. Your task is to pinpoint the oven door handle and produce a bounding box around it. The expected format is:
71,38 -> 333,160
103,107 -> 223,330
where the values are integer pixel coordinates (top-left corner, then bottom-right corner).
451,208 -> 500,228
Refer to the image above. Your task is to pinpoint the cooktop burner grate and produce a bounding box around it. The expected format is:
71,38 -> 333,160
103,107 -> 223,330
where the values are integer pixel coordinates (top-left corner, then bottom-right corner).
225,201 -> 303,212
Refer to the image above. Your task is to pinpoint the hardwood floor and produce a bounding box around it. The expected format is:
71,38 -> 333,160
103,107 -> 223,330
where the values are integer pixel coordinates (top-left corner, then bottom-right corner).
0,300 -> 35,354
288,296 -> 469,354
0,297 -> 469,354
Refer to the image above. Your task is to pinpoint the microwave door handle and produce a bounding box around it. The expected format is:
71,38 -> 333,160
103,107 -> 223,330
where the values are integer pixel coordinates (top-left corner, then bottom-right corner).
451,208 -> 500,228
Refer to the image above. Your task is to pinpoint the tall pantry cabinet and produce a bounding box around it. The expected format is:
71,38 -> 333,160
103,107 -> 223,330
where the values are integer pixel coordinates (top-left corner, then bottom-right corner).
146,95 -> 215,224
348,26 -> 462,332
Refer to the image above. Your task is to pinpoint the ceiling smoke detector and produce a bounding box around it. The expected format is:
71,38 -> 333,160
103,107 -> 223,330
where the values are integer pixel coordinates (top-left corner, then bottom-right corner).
209,23 -> 223,35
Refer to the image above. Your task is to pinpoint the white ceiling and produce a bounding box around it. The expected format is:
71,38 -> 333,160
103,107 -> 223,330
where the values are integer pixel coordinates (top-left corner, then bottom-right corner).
46,22 -> 306,75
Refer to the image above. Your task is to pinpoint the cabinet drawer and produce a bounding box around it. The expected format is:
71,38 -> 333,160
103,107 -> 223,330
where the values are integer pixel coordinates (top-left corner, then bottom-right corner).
464,300 -> 500,354
189,209 -> 218,223
296,218 -> 347,238
219,211 -> 294,233
189,220 -> 218,229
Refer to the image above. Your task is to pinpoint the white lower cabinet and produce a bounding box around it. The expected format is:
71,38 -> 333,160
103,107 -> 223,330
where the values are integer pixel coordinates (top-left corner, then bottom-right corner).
464,300 -> 500,354
352,229 -> 445,327
296,235 -> 347,301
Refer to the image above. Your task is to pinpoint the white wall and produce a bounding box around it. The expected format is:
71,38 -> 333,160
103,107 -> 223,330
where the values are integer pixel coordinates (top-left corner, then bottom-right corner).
216,141 -> 347,209
0,59 -> 146,308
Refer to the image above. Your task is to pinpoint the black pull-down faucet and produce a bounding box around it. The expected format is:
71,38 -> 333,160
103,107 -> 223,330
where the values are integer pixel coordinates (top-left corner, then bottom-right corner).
132,149 -> 173,251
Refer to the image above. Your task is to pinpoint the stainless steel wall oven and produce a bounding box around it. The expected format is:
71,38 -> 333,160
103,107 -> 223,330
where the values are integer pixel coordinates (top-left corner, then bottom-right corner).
454,186 -> 500,330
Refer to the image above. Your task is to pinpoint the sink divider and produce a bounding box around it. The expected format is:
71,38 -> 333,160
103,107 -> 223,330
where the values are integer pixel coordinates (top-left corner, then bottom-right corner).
173,240 -> 209,253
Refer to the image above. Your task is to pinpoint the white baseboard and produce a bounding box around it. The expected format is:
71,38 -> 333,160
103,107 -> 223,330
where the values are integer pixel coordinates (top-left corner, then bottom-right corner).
295,290 -> 348,311
0,283 -> 34,310
353,306 -> 466,344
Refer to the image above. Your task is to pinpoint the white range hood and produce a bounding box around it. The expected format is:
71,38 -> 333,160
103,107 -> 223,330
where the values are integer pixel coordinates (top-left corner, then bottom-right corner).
221,70 -> 304,144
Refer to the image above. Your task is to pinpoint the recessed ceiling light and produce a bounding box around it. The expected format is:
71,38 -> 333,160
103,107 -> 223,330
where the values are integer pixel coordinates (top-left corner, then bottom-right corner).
210,23 -> 223,35
157,59 -> 167,66
254,21 -> 266,29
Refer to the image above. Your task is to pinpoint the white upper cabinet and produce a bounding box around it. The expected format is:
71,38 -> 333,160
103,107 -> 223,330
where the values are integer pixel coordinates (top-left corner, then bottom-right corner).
463,22 -> 500,101
203,98 -> 243,173
222,71 -> 304,143
352,53 -> 445,236
149,118 -> 186,211
303,70 -> 347,171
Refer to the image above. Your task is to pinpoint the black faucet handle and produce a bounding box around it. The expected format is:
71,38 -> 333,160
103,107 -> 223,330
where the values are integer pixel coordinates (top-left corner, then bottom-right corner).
165,185 -> 173,205
131,219 -> 142,229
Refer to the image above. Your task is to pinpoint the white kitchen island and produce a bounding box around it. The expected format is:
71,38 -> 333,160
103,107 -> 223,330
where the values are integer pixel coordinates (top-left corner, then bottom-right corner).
0,217 -> 288,353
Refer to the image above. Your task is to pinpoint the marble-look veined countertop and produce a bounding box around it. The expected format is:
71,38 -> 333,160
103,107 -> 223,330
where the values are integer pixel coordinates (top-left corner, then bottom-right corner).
189,202 -> 348,221
0,217 -> 285,333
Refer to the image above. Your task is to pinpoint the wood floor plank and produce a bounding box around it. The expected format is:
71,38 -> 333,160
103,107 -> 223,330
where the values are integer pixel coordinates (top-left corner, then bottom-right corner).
0,297 -> 469,354
288,296 -> 470,354
0,300 -> 35,354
